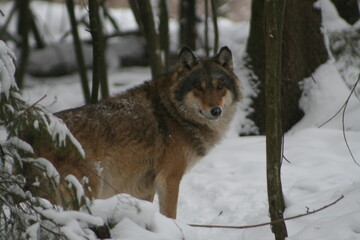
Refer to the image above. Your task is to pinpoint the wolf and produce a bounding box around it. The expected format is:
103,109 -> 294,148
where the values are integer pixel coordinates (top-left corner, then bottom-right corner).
27,46 -> 241,219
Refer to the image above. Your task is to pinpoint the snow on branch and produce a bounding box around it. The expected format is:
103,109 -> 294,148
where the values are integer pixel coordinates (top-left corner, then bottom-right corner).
0,40 -> 17,98
0,39 -> 85,158
0,39 -> 92,240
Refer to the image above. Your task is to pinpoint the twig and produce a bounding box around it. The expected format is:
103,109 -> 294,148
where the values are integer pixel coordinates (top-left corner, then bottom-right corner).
341,75 -> 360,167
172,219 -> 186,240
189,195 -> 344,229
319,74 -> 360,166
318,102 -> 345,128
310,74 -> 317,84
282,155 -> 291,164
4,94 -> 47,125
319,74 -> 360,128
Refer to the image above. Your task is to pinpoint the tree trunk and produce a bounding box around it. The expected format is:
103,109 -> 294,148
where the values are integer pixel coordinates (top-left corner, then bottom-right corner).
245,0 -> 328,135
89,0 -> 109,103
264,0 -> 287,239
128,0 -> 142,30
101,1 -> 120,32
179,0 -> 197,49
204,0 -> 209,56
15,0 -> 30,89
136,0 -> 164,78
330,0 -> 359,25
159,0 -> 170,71
210,0 -> 219,55
66,0 -> 91,104
29,8 -> 45,49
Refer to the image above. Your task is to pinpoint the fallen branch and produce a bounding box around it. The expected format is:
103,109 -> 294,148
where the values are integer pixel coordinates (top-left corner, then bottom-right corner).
189,195 -> 344,229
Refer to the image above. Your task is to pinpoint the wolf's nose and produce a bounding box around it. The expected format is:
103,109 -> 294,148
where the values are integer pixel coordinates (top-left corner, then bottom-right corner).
211,107 -> 222,117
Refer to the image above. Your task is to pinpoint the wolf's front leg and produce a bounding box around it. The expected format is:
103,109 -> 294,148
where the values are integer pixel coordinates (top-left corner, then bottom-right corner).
156,171 -> 183,219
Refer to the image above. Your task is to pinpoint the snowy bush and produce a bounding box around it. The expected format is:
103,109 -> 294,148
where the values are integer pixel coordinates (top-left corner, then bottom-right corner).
0,40 -> 103,240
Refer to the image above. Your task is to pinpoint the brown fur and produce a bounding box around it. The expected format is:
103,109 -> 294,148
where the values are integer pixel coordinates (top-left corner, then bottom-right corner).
27,47 -> 241,218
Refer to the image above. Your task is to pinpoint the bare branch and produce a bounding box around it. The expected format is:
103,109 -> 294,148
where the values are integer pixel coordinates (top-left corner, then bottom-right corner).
189,195 -> 344,229
319,74 -> 360,166
3,94 -> 47,125
341,74 -> 360,167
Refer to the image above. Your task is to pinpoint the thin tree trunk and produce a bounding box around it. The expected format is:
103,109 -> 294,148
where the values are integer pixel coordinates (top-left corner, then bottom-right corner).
101,1 -> 120,32
204,0 -> 209,56
264,0 -> 288,239
179,0 -> 196,49
159,0 -> 169,71
15,0 -> 30,89
128,0 -> 142,30
98,2 -> 109,100
210,0 -> 219,55
66,0 -> 91,104
29,9 -> 45,49
0,2 -> 16,37
89,0 -> 109,103
136,0 -> 163,78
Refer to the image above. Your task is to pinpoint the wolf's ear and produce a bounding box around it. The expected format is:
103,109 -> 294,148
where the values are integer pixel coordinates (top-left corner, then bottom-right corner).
215,46 -> 233,70
178,47 -> 197,70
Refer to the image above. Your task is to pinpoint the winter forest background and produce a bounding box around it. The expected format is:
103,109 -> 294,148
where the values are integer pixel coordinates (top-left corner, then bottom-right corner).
1,0 -> 360,239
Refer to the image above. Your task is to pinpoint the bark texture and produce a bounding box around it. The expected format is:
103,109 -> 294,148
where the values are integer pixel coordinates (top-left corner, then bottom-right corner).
136,0 -> 164,78
246,0 -> 328,134
66,0 -> 91,104
89,0 -> 109,103
15,0 -> 30,89
179,0 -> 197,49
264,0 -> 288,238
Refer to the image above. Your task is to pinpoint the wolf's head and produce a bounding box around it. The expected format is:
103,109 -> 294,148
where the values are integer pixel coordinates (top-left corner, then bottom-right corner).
170,46 -> 241,123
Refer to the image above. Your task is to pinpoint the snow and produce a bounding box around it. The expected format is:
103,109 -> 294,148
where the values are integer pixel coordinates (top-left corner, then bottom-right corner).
25,157 -> 61,184
26,222 -> 40,240
6,136 -> 34,154
1,1 -> 360,239
0,40 -> 17,97
318,0 -> 350,32
65,174 -> 87,205
38,109 -> 86,158
290,62 -> 360,132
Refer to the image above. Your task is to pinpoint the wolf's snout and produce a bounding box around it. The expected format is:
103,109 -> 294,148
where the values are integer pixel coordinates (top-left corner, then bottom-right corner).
211,107 -> 222,117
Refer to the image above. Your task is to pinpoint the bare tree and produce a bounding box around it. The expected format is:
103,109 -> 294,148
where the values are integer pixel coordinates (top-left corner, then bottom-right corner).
179,0 -> 197,49
15,0 -> 30,89
264,0 -> 288,239
135,0 -> 164,77
159,0 -> 170,71
204,0 -> 210,56
66,0 -> 91,104
210,0 -> 219,54
89,0 -> 109,103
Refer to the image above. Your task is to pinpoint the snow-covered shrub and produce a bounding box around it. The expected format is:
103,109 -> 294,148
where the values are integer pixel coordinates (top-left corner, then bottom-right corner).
327,23 -> 360,95
0,40 -> 103,239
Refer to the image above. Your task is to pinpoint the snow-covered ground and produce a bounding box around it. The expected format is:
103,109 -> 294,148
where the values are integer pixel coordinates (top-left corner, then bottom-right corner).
2,0 -> 360,239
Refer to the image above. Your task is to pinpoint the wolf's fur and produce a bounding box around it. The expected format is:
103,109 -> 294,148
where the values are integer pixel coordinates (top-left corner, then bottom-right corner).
28,47 -> 241,218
